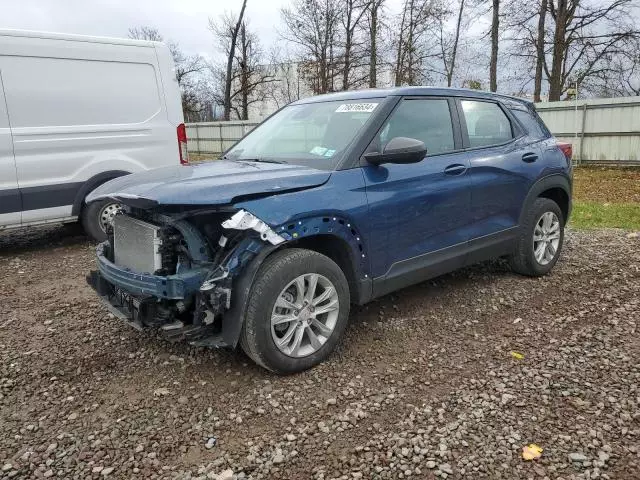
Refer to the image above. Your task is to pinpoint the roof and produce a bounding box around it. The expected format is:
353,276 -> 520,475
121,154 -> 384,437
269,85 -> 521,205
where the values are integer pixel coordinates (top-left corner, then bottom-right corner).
0,29 -> 158,48
294,86 -> 533,106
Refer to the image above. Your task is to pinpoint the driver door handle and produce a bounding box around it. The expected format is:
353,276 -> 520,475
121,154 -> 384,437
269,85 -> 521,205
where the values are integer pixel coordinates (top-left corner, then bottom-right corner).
444,164 -> 467,175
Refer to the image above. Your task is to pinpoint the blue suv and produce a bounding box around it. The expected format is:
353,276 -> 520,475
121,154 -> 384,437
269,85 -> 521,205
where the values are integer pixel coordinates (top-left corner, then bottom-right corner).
87,87 -> 572,373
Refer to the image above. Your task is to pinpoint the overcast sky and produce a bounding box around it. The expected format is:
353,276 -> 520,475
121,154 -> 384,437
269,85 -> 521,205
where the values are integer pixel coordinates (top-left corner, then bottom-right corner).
2,0 -> 404,61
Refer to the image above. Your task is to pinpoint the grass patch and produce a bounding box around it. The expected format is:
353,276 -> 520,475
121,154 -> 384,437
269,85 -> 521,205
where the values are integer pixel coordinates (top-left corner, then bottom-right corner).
571,167 -> 639,229
571,202 -> 640,230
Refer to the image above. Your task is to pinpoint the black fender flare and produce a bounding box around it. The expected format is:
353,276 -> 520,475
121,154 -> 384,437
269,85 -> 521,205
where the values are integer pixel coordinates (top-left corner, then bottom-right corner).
71,170 -> 131,216
518,174 -> 572,225
221,243 -> 282,348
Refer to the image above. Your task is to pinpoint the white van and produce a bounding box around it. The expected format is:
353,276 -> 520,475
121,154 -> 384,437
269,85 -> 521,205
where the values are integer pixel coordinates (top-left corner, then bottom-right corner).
0,29 -> 187,241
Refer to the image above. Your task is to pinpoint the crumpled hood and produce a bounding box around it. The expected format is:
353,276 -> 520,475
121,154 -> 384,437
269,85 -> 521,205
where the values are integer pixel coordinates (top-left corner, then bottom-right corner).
86,160 -> 331,207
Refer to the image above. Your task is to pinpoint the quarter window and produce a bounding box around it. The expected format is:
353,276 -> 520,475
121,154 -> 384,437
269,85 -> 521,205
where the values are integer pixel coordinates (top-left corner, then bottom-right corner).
511,109 -> 547,140
376,99 -> 455,155
461,100 -> 513,148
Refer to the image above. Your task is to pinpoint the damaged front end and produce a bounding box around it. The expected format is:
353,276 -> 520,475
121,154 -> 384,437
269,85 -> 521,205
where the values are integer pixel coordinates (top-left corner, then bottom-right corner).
87,207 -> 285,348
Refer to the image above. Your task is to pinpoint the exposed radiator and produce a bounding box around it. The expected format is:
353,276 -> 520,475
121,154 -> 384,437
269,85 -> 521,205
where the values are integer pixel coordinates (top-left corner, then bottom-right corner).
113,215 -> 163,274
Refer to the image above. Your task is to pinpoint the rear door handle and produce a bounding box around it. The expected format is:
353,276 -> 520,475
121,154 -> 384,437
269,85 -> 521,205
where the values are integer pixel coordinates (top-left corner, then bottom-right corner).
444,164 -> 467,175
522,152 -> 538,163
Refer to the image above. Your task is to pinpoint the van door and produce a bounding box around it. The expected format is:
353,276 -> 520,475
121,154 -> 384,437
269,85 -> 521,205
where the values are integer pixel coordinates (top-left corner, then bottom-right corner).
0,70 -> 20,227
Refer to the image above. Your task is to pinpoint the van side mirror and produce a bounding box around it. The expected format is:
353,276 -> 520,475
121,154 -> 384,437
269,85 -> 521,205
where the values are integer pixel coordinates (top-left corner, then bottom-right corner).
365,137 -> 427,165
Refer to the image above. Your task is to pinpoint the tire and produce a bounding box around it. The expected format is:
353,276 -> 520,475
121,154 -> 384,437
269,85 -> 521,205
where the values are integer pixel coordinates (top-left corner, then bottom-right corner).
81,199 -> 120,242
509,197 -> 565,277
240,248 -> 350,374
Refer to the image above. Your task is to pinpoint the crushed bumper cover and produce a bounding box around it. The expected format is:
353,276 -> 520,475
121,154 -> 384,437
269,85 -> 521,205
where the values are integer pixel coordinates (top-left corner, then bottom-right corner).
94,242 -> 209,300
88,243 -> 230,348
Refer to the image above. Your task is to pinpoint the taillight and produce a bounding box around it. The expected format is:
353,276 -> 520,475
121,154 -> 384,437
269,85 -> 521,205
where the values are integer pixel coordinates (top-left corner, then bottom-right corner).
177,123 -> 189,165
557,142 -> 572,163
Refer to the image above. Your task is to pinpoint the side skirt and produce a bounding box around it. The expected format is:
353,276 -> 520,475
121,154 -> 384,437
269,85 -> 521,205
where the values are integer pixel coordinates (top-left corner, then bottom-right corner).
372,227 -> 519,299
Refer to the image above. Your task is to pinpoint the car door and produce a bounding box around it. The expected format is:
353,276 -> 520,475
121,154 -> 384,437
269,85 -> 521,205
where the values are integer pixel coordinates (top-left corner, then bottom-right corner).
0,70 -> 20,227
361,96 -> 472,297
457,98 -> 541,259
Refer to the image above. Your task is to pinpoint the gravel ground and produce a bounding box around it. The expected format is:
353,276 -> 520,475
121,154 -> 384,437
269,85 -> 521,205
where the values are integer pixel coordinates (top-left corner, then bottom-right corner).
0,225 -> 638,480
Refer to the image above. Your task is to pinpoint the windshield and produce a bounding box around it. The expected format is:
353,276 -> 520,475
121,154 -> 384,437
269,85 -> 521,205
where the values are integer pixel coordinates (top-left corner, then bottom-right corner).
224,98 -> 383,170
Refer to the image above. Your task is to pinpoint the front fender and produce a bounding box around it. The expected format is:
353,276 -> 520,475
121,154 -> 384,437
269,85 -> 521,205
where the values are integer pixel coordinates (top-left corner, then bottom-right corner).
273,214 -> 370,279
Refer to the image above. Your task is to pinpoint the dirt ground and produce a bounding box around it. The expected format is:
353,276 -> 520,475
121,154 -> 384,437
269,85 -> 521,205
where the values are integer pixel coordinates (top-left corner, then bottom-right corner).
0,225 -> 638,480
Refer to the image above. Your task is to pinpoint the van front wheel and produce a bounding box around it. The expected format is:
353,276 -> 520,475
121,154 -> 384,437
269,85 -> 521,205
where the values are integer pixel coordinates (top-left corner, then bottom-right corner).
81,199 -> 120,242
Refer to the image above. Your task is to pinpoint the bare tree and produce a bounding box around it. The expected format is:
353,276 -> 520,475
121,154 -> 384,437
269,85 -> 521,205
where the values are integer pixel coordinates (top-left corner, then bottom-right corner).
168,44 -> 205,87
280,0 -> 343,94
489,0 -> 500,91
428,0 -> 467,87
584,36 -> 640,96
546,0 -> 638,100
340,0 -> 369,90
128,26 -> 163,42
366,0 -> 386,87
393,0 -> 441,86
447,0 -> 466,87
210,17 -> 278,120
235,23 -> 279,119
209,0 -> 248,120
265,59 -> 303,108
533,0 -> 548,101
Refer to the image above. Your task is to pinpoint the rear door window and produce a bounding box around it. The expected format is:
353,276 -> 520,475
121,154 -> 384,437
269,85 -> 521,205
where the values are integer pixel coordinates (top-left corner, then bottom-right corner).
461,100 -> 513,148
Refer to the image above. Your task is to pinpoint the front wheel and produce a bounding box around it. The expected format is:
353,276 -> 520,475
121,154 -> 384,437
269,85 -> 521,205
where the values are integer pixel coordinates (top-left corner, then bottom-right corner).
240,248 -> 350,374
509,197 -> 565,276
81,199 -> 121,242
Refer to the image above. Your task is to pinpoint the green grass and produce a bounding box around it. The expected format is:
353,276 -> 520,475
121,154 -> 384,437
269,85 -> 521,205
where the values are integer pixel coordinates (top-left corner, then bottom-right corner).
570,202 -> 640,230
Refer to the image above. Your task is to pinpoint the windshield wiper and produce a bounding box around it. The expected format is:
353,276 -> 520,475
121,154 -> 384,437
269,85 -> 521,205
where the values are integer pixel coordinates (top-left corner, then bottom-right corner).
222,155 -> 287,165
239,158 -> 287,165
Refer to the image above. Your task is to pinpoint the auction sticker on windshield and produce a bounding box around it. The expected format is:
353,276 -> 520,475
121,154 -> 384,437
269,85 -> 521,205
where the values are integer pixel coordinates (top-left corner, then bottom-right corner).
335,103 -> 378,113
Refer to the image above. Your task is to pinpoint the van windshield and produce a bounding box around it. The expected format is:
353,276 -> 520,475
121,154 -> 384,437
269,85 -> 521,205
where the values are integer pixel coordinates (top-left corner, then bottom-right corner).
224,99 -> 383,170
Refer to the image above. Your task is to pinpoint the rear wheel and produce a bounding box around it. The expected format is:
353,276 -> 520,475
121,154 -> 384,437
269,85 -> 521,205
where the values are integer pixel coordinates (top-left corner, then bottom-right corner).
240,248 -> 350,374
81,199 -> 121,242
509,197 -> 564,276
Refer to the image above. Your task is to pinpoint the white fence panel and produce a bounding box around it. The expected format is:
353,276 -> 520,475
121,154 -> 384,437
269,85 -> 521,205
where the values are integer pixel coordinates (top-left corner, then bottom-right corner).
535,96 -> 640,164
188,96 -> 640,165
187,121 -> 257,156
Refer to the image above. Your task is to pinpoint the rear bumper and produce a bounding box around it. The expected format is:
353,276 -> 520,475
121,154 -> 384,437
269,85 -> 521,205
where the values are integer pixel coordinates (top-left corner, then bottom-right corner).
95,242 -> 208,299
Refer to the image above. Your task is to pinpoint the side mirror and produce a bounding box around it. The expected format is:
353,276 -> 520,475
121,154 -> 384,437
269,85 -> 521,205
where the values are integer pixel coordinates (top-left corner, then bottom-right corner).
365,137 -> 427,165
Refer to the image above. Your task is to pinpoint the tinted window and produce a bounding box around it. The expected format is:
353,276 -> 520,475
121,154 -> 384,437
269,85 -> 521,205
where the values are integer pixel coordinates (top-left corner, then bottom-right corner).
511,109 -> 547,140
461,100 -> 513,148
377,99 -> 455,155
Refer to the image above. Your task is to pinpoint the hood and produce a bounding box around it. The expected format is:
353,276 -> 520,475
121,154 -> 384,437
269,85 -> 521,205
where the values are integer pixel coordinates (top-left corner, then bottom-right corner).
86,160 -> 331,208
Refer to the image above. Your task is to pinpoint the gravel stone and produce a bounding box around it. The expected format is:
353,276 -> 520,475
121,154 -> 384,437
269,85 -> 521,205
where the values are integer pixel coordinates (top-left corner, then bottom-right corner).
569,452 -> 588,463
205,437 -> 217,449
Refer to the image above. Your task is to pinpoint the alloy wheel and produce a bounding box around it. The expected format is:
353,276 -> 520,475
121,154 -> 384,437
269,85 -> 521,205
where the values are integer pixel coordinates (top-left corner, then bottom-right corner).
271,273 -> 340,358
533,211 -> 561,265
